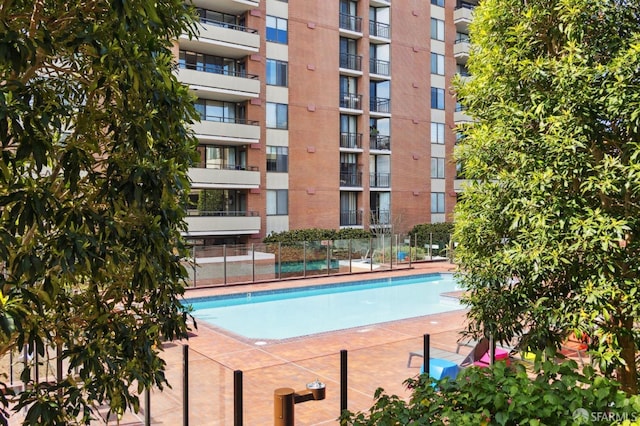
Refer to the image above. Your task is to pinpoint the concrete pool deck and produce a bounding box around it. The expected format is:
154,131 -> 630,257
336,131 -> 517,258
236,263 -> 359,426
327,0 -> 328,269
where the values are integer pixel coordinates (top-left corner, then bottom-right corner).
10,261 -> 470,425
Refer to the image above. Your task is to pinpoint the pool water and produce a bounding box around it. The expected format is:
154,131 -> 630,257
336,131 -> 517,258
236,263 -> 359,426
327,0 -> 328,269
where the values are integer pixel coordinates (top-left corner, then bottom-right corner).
188,273 -> 463,340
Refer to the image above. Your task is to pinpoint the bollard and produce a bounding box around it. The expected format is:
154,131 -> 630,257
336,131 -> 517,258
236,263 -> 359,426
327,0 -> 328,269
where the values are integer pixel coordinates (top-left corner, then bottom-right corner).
274,388 -> 295,426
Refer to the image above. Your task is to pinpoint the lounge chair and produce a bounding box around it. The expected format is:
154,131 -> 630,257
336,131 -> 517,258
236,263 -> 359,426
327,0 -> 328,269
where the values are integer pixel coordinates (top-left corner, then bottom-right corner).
460,337 -> 510,368
558,333 -> 589,366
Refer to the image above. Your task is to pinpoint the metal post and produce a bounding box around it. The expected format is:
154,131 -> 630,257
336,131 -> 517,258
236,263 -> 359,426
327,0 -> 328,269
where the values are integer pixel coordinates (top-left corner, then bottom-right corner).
340,349 -> 347,414
429,233 -> 433,260
234,370 -> 243,426
326,242 -> 330,276
183,345 -> 189,426
303,241 -> 307,278
145,387 -> 151,426
423,334 -> 430,377
57,344 -> 63,397
34,346 -> 39,384
252,243 -> 255,283
369,238 -> 373,271
223,244 -> 227,285
489,335 -> 495,365
192,245 -> 197,288
278,242 -> 282,280
348,239 -> 352,274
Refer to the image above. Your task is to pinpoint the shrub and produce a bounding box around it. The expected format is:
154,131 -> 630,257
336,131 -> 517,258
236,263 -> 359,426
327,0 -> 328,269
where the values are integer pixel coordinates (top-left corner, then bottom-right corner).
340,360 -> 640,425
408,222 -> 454,252
263,228 -> 371,244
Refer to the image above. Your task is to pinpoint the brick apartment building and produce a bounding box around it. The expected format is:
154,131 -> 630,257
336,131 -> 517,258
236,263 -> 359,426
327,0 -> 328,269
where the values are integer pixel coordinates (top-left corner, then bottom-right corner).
176,0 -> 474,246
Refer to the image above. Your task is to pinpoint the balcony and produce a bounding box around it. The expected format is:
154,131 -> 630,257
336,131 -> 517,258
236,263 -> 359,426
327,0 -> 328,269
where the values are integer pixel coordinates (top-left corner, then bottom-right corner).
184,211 -> 261,236
370,97 -> 391,115
370,173 -> 390,188
180,19 -> 259,58
178,67 -> 259,102
213,0 -> 259,14
339,13 -> 363,35
192,117 -> 260,144
340,92 -> 363,111
370,134 -> 390,151
340,132 -> 363,150
454,6 -> 474,33
369,0 -> 391,7
340,172 -> 363,187
369,58 -> 390,77
189,166 -> 260,189
340,210 -> 363,227
369,21 -> 390,41
454,34 -> 470,64
339,53 -> 363,73
370,209 -> 390,225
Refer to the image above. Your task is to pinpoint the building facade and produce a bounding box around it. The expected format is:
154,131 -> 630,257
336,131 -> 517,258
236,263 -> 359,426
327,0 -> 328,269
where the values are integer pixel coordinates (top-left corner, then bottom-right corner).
176,0 -> 475,246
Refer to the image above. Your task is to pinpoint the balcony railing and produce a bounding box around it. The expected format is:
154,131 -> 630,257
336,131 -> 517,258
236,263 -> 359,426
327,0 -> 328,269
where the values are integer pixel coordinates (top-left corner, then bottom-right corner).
369,58 -> 390,76
187,210 -> 259,217
339,13 -> 362,33
339,53 -> 363,71
340,172 -> 362,187
369,21 -> 390,39
370,134 -> 390,150
340,93 -> 363,109
340,132 -> 363,149
370,209 -> 390,225
194,162 -> 259,171
198,114 -> 259,125
370,173 -> 390,188
370,97 -> 391,113
179,62 -> 258,79
198,16 -> 258,34
340,209 -> 363,226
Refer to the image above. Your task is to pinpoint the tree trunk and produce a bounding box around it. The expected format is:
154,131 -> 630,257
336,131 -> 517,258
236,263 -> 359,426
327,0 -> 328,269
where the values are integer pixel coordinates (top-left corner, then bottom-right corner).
617,317 -> 638,395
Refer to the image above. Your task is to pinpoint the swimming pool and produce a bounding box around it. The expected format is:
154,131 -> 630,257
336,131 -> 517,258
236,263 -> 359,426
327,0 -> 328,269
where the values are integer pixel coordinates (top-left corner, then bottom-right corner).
188,273 -> 463,340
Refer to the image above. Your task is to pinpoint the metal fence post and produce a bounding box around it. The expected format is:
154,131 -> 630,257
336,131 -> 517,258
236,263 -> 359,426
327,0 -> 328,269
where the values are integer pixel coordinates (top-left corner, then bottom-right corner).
340,349 -> 348,414
234,370 -> 243,426
252,243 -> 255,283
423,334 -> 430,377
183,345 -> 189,426
223,244 -> 227,285
145,387 -> 151,426
303,241 -> 307,278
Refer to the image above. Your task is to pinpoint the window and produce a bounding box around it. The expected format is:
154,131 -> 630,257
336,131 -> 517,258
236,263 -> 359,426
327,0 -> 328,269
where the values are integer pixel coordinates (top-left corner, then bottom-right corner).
431,122 -> 445,144
431,53 -> 445,75
266,146 -> 288,172
266,103 -> 288,129
431,18 -> 445,41
431,87 -> 445,110
431,157 -> 445,178
431,0 -> 445,6
266,16 -> 288,44
431,192 -> 445,213
267,190 -> 288,215
195,99 -> 242,122
266,59 -> 288,87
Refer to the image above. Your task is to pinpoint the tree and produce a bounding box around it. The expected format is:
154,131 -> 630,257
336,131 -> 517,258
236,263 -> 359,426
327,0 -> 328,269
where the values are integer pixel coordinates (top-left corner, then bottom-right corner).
0,0 -> 198,423
454,0 -> 640,394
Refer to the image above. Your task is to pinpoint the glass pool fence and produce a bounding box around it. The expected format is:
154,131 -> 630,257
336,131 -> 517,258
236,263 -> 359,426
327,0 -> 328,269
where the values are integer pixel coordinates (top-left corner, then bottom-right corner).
185,233 -> 454,287
1,335 -> 448,425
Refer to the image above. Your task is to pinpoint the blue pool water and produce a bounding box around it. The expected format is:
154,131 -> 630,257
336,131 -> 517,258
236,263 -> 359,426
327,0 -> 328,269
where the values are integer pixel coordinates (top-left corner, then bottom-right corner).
188,273 -> 463,340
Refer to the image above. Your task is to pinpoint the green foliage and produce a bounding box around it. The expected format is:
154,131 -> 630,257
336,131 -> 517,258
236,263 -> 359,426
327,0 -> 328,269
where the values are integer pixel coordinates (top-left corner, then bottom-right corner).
263,228 -> 371,244
0,0 -> 198,423
408,222 -> 454,251
453,0 -> 640,392
197,189 -> 224,213
340,361 -> 640,425
372,245 -> 426,263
